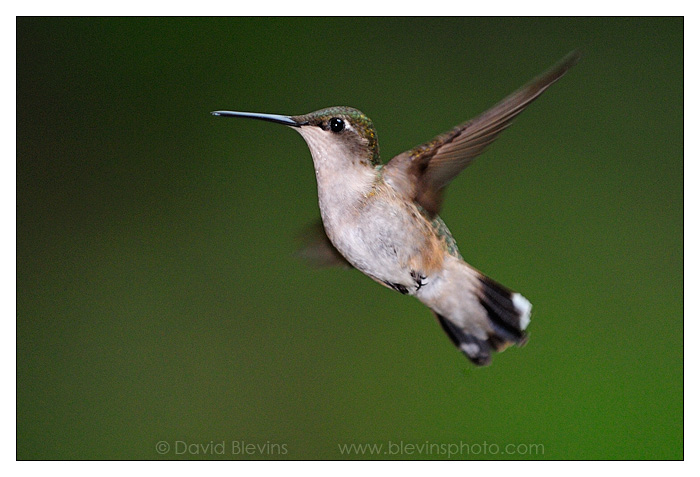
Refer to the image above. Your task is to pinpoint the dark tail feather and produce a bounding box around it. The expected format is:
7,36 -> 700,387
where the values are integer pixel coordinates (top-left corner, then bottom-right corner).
476,275 -> 531,349
435,312 -> 492,366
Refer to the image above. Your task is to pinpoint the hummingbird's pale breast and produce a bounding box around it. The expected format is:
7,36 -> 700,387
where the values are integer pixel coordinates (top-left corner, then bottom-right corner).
297,125 -> 445,290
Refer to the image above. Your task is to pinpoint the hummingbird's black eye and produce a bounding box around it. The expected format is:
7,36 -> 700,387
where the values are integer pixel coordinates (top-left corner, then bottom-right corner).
329,117 -> 345,133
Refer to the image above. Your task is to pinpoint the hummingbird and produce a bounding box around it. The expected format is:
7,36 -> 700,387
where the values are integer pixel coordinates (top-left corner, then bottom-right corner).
212,52 -> 579,366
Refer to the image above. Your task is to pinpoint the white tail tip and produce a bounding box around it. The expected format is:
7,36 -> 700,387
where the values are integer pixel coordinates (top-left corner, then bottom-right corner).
512,293 -> 532,330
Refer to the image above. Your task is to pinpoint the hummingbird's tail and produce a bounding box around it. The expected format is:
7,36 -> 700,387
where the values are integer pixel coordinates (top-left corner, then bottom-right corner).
421,257 -> 532,365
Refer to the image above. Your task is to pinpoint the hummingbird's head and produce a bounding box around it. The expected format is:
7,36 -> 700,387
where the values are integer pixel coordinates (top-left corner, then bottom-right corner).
291,107 -> 380,166
211,106 -> 380,167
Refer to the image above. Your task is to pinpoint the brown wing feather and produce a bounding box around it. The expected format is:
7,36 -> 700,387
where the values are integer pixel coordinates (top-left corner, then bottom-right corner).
386,51 -> 580,217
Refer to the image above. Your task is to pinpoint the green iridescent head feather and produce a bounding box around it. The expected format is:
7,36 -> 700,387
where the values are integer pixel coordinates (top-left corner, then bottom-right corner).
294,106 -> 381,166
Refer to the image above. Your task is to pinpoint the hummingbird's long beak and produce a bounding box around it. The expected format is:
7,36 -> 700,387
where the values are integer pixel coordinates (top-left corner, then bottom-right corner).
210,110 -> 305,128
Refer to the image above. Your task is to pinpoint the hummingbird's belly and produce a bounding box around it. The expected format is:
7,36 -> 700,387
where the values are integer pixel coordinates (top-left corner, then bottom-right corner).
324,198 -> 445,292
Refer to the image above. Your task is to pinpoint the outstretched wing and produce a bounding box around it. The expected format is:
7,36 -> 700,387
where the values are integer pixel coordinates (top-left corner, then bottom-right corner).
384,51 -> 580,217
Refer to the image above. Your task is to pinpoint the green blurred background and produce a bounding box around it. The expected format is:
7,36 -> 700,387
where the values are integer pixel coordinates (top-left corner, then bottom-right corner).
17,17 -> 682,460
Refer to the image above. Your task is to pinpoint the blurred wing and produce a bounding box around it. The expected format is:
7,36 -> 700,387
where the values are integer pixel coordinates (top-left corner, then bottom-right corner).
385,51 -> 580,217
296,220 -> 353,268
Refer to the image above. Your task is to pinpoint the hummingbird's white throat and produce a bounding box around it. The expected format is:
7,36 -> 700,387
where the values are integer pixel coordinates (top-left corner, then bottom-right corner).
295,125 -> 378,214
